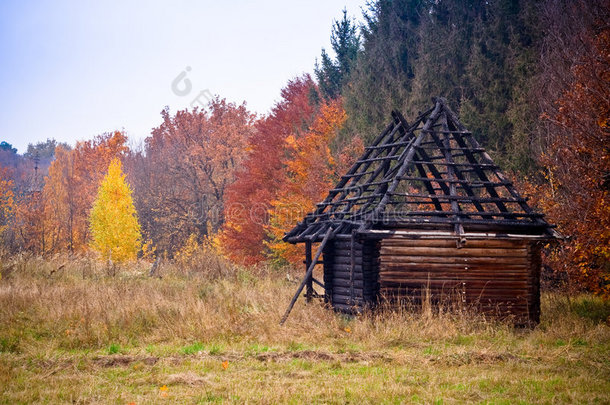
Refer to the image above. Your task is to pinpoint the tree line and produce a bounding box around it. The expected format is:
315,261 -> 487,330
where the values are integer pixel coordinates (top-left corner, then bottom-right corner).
0,0 -> 607,296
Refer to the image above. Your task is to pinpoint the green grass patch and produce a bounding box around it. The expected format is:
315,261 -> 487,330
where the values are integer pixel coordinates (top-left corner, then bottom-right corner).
569,296 -> 610,323
107,343 -> 123,355
182,341 -> 205,355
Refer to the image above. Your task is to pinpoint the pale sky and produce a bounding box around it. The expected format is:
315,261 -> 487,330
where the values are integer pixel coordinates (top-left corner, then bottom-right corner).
0,0 -> 366,153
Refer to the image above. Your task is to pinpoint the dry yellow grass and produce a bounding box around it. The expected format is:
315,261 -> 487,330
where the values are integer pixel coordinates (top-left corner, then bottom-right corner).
0,253 -> 609,403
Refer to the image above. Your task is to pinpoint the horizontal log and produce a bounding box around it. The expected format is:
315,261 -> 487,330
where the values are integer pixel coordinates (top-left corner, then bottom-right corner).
332,252 -> 363,260
379,297 -> 532,306
379,279 -> 529,288
332,278 -> 364,288
332,295 -> 365,305
332,244 -> 366,251
378,290 -> 531,300
378,297 -> 531,308
332,303 -> 363,313
380,255 -> 529,265
379,247 -> 528,257
381,239 -> 528,249
378,285 -> 531,294
379,263 -> 529,271
333,253 -> 376,261
378,273 -> 530,282
380,272 -> 533,280
333,286 -> 364,296
333,246 -> 379,255
379,290 -> 532,301
378,272 -> 530,280
335,275 -> 374,284
333,257 -> 370,265
333,256 -> 363,265
333,264 -> 364,272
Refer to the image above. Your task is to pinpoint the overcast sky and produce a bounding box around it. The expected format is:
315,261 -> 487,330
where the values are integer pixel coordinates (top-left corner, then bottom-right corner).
0,0 -> 366,153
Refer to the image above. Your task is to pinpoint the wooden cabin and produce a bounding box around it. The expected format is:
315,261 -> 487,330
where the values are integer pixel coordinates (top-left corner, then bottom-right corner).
282,98 -> 558,325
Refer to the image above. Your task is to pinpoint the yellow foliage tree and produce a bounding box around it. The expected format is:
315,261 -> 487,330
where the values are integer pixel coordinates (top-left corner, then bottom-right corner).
0,167 -> 14,245
89,158 -> 141,262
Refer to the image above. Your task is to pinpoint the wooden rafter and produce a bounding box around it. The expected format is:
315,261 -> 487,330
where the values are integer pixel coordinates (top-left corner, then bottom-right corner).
284,98 -> 555,244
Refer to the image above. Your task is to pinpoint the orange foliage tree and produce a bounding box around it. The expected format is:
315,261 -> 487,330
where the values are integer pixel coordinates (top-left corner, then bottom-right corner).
219,76 -> 318,264
266,99 -> 347,265
42,132 -> 128,253
528,3 -> 610,297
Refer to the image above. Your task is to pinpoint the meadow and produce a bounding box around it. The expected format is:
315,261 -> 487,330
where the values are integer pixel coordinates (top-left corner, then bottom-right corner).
0,253 -> 609,404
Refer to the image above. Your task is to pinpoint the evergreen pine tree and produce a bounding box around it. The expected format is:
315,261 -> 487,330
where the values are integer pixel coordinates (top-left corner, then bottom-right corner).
315,9 -> 361,99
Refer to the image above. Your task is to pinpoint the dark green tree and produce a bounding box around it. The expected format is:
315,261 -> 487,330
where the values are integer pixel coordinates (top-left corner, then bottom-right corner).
340,0 -> 542,173
0,142 -> 17,154
314,9 -> 361,100
341,0 -> 427,144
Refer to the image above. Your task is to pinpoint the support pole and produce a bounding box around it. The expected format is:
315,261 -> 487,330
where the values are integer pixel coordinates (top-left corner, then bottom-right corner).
280,228 -> 333,325
305,241 -> 313,302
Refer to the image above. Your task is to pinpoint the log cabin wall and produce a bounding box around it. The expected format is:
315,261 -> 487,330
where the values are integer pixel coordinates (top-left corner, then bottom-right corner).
377,236 -> 541,324
323,236 -> 380,313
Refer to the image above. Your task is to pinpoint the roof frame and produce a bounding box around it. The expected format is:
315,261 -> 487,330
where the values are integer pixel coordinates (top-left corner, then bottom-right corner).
284,98 -> 556,243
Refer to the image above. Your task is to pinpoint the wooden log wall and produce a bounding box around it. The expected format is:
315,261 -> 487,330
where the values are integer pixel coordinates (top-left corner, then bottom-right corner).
378,237 -> 541,324
324,236 -> 380,313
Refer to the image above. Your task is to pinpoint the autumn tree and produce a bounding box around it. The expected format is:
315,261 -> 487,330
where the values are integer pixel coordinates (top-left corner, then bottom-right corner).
529,0 -> 610,296
11,140 -> 64,253
134,97 -> 254,255
219,76 -> 318,264
0,166 -> 15,247
267,99 -> 347,264
42,131 -> 128,253
13,190 -> 46,254
90,158 -> 141,263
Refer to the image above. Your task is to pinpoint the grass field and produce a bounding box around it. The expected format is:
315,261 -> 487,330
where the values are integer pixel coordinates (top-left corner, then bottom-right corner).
0,254 -> 609,404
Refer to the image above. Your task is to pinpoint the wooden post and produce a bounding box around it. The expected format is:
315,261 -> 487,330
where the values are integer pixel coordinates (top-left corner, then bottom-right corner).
280,228 -> 332,325
305,241 -> 313,303
349,231 -> 356,306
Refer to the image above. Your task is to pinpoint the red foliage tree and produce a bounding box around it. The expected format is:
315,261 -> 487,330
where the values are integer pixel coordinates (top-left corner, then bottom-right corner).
267,98 -> 347,264
219,75 -> 318,264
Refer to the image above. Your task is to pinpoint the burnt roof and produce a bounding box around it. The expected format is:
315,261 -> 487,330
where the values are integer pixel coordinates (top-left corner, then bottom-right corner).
284,98 -> 557,243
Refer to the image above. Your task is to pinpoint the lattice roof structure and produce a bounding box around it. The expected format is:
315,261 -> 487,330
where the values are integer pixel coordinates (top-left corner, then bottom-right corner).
284,98 -> 558,244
